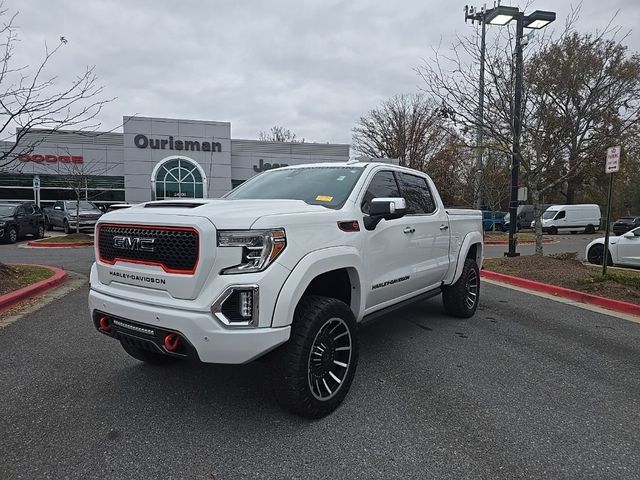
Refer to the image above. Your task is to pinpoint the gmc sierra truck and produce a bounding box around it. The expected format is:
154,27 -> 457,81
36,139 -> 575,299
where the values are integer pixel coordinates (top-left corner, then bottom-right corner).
89,161 -> 483,418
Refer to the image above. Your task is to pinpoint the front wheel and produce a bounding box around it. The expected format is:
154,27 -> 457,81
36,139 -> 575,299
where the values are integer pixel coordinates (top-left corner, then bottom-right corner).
548,226 -> 558,235
587,244 -> 613,266
6,226 -> 17,244
271,295 -> 359,419
63,220 -> 70,234
36,223 -> 45,239
442,258 -> 480,318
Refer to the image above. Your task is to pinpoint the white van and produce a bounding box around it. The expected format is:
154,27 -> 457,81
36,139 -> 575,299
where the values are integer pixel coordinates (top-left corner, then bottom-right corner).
536,204 -> 601,234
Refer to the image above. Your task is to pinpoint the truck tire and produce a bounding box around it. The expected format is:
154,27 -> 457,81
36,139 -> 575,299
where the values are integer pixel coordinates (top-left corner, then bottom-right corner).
585,224 -> 595,234
63,219 -> 70,234
36,223 -> 45,239
548,226 -> 558,235
271,295 -> 359,419
442,258 -> 480,318
45,217 -> 53,231
120,340 -> 179,365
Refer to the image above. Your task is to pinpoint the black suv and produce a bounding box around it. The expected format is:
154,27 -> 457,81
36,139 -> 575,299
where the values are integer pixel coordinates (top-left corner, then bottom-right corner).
0,202 -> 45,244
612,216 -> 640,236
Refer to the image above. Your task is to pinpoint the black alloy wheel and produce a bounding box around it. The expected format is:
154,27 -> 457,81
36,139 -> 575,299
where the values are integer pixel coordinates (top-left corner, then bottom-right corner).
587,244 -> 612,266
37,223 -> 45,239
7,226 -> 17,244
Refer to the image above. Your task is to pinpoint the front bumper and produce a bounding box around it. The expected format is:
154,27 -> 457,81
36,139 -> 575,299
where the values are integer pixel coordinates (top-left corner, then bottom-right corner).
69,219 -> 99,228
88,288 -> 290,364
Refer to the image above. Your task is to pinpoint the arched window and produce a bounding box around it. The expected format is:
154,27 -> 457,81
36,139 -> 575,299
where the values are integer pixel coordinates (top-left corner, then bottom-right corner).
152,157 -> 206,200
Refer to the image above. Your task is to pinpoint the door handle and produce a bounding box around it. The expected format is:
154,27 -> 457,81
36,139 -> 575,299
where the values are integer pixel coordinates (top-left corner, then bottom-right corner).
439,224 -> 449,231
403,227 -> 415,234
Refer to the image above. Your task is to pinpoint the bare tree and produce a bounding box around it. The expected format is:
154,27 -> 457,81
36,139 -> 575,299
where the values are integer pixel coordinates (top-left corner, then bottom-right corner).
352,94 -> 453,171
258,125 -> 302,143
56,159 -> 115,233
0,3 -> 111,170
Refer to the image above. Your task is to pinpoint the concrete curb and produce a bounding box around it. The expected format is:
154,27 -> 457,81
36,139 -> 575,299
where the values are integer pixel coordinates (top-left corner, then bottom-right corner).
26,240 -> 93,248
0,265 -> 67,311
481,269 -> 640,317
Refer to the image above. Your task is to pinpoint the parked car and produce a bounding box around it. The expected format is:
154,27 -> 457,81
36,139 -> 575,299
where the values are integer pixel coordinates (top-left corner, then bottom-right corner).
586,226 -> 640,267
89,161 -> 484,418
504,204 -> 552,231
612,216 -> 640,236
0,202 -> 45,244
44,200 -> 103,233
482,210 -> 506,231
532,204 -> 601,235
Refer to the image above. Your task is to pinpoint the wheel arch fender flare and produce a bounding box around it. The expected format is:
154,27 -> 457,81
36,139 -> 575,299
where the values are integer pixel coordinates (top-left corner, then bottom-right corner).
444,231 -> 483,286
271,247 -> 364,328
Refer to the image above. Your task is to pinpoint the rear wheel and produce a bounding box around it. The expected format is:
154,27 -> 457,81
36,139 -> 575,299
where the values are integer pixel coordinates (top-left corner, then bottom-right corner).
271,295 -> 359,419
442,258 -> 480,318
585,224 -> 596,234
587,244 -> 613,266
120,340 -> 179,365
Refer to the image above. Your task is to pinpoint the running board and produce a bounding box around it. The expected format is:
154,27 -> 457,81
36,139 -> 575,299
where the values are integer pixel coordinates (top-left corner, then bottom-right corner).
360,288 -> 442,325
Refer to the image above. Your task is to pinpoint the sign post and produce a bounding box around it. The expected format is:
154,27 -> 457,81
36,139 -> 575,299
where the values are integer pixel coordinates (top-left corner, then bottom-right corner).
602,146 -> 620,275
33,175 -> 41,207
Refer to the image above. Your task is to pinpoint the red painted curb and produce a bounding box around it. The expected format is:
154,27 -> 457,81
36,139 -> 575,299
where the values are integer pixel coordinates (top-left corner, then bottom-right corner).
481,269 -> 640,317
0,265 -> 67,311
27,240 -> 93,248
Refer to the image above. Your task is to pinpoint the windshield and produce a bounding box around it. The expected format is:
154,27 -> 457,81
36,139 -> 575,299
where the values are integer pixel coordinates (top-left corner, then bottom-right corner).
225,166 -> 365,209
542,210 -> 558,220
65,201 -> 97,210
0,205 -> 16,216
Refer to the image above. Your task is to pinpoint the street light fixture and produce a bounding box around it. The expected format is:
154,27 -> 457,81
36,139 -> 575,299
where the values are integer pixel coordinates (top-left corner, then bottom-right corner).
466,2 -> 556,257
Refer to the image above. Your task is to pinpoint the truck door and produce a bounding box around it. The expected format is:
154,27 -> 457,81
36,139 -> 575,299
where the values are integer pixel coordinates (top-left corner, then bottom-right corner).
395,172 -> 450,290
361,170 -> 416,310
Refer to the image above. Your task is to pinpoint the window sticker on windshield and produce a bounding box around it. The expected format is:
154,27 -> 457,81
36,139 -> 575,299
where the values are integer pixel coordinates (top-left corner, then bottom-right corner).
316,195 -> 334,202
336,176 -> 346,181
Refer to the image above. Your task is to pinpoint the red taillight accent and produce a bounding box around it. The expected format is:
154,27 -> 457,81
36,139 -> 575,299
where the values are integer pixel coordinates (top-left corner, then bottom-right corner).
338,220 -> 360,232
98,316 -> 111,333
164,333 -> 180,351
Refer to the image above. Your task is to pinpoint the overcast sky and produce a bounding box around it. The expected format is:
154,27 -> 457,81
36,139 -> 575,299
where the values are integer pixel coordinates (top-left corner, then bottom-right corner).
13,0 -> 640,145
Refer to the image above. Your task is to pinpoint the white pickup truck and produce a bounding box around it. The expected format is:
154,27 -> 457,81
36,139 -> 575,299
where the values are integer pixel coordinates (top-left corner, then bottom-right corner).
89,161 -> 483,418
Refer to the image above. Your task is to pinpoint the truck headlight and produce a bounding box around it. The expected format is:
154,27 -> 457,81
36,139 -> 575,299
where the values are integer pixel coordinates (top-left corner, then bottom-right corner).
217,228 -> 286,274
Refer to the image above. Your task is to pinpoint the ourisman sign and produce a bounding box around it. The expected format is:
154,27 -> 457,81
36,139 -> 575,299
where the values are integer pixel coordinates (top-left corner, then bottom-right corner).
134,134 -> 222,153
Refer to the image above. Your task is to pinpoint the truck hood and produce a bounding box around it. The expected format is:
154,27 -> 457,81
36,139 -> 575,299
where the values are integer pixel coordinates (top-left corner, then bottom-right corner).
103,199 -> 328,229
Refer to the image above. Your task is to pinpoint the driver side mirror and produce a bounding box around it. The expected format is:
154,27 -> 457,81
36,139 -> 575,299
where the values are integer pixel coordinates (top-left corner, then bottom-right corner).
364,197 -> 407,230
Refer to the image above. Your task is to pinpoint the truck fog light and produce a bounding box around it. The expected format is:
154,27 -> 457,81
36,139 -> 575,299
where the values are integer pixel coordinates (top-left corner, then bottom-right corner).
211,285 -> 259,327
239,291 -> 253,318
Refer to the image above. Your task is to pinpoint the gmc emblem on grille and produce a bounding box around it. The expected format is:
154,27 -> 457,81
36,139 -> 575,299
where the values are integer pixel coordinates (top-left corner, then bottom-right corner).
113,236 -> 156,252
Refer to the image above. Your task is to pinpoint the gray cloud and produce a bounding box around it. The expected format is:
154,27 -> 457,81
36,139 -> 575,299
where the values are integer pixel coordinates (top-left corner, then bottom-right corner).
11,0 -> 640,144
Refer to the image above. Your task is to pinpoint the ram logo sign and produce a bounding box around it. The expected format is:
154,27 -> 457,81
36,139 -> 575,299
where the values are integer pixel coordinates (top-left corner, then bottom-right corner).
113,236 -> 156,252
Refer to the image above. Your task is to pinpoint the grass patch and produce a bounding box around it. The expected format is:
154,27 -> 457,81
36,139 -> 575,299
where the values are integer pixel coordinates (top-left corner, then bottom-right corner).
0,264 -> 55,296
484,255 -> 640,305
35,233 -> 93,244
484,232 -> 547,242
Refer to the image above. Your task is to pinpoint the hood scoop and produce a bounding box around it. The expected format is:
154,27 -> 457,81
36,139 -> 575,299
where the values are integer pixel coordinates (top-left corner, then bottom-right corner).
145,202 -> 205,209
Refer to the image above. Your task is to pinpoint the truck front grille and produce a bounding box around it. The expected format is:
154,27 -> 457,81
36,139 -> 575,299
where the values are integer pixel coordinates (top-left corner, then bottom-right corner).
97,224 -> 199,274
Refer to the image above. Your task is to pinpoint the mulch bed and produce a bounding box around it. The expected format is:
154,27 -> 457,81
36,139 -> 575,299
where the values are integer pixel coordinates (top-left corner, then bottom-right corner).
483,255 -> 640,305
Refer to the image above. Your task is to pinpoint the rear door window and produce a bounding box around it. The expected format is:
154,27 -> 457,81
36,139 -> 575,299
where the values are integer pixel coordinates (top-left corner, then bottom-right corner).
396,172 -> 436,215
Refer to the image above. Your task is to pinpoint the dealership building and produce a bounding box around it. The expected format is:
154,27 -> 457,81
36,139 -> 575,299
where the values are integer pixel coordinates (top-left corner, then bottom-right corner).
0,116 -> 350,206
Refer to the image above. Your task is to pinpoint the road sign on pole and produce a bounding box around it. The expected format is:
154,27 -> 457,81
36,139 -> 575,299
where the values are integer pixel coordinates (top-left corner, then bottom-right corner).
605,145 -> 620,173
602,146 -> 621,275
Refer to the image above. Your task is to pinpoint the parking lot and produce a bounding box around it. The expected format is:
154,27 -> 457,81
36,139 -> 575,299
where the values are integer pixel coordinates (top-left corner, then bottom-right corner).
1,234 -> 639,479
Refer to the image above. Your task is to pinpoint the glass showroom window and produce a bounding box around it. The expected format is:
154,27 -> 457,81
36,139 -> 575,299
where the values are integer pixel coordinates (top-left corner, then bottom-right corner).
154,158 -> 205,200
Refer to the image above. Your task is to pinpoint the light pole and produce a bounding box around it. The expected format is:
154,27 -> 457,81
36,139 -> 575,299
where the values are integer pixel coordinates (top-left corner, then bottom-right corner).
464,5 -> 487,211
481,5 -> 556,257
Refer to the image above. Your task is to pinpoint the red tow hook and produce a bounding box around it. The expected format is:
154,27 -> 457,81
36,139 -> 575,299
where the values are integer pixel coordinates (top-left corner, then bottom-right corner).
164,333 -> 180,352
98,316 -> 111,333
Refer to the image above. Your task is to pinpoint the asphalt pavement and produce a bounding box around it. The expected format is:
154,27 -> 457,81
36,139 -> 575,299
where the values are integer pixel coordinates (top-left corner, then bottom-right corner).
484,232 -> 601,259
1,278 -> 639,479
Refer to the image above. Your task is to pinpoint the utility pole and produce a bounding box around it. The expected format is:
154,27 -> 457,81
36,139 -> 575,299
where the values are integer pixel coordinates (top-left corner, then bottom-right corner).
464,4 -> 487,210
